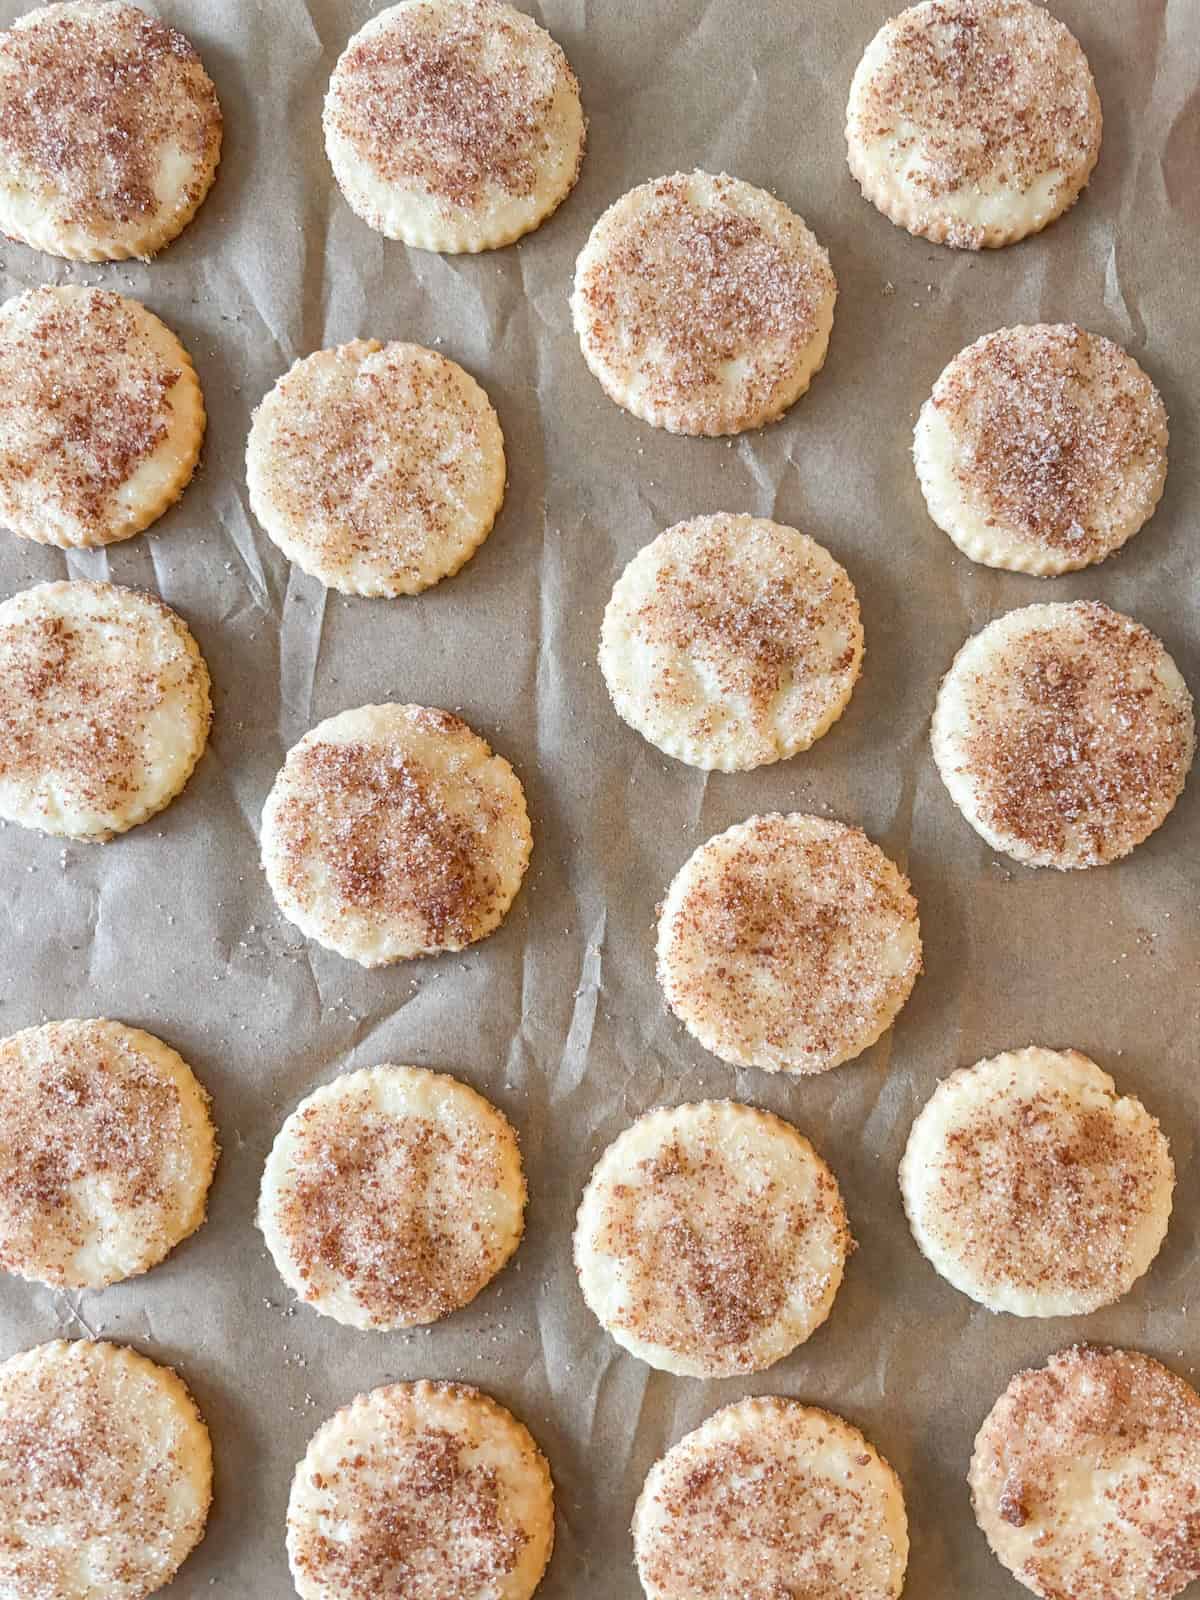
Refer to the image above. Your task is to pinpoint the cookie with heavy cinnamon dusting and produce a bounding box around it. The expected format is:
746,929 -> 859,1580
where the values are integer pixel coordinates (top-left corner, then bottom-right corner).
261,703 -> 531,967
0,1 -> 222,260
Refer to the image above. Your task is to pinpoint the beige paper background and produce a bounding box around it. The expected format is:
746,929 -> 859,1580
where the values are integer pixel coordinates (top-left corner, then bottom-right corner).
0,0 -> 1195,1593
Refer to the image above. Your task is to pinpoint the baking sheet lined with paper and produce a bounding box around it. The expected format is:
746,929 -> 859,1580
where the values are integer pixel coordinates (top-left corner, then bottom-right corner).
0,0 -> 1195,1594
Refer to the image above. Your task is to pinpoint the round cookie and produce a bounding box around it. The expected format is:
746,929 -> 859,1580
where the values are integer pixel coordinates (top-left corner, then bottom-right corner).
288,1379 -> 554,1600
970,1346 -> 1200,1600
656,814 -> 922,1075
599,514 -> 863,771
0,579 -> 212,841
246,340 -> 505,597
574,1101 -> 852,1377
261,703 -> 531,967
901,1047 -> 1173,1317
0,286 -> 205,549
633,1396 -> 908,1600
914,325 -> 1168,575
0,1339 -> 212,1600
571,170 -> 837,436
845,0 -> 1101,250
0,1018 -> 216,1291
259,1064 -> 525,1331
931,601 -> 1194,869
0,1 -> 222,261
324,0 -> 584,252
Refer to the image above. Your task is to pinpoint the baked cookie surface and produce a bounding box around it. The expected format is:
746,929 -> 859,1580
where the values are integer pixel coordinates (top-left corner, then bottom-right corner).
914,325 -> 1167,574
288,1379 -> 554,1600
575,1100 -> 852,1376
0,579 -> 211,840
247,340 -> 504,596
0,0 -> 222,260
261,703 -> 531,967
931,601 -> 1193,868
0,1338 -> 212,1600
0,286 -> 205,549
846,0 -> 1100,249
260,1064 -> 525,1331
324,0 -> 584,251
600,514 -> 862,770
571,170 -> 836,435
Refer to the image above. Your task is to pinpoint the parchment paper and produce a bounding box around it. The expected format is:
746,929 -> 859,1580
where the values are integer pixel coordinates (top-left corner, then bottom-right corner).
0,0 -> 1196,1593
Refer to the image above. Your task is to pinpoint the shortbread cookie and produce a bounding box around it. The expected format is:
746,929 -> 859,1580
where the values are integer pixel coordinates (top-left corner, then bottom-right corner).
600,514 -> 863,771
657,815 -> 921,1075
247,340 -> 505,597
288,1379 -> 554,1600
0,1018 -> 216,1291
0,286 -> 205,549
574,1101 -> 851,1377
970,1346 -> 1200,1600
914,325 -> 1168,574
846,0 -> 1101,249
0,2 -> 222,261
261,703 -> 531,967
901,1048 -> 1173,1317
260,1064 -> 525,1331
0,580 -> 212,840
324,0 -> 584,252
634,1396 -> 908,1600
931,602 -> 1194,869
0,1339 -> 212,1600
571,171 -> 837,435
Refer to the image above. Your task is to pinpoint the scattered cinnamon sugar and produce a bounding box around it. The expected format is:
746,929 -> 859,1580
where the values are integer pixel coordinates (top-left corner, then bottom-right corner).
0,2 -> 221,230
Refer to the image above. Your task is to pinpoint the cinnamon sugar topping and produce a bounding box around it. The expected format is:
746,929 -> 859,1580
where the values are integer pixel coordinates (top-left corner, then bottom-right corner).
0,1019 -> 216,1290
324,0 -> 584,250
0,2 -> 222,260
0,285 -> 203,549
287,1380 -> 554,1600
971,1347 -> 1200,1600
915,324 -> 1167,572
656,814 -> 922,1075
846,0 -> 1101,249
634,1397 -> 908,1600
0,1339 -> 212,1600
901,1048 -> 1173,1317
575,1101 -> 852,1377
572,171 -> 836,435
246,340 -> 504,597
932,602 -> 1194,868
260,1065 -> 525,1331
261,703 -> 531,967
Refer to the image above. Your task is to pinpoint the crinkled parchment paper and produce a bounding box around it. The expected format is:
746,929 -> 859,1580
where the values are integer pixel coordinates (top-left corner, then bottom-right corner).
0,0 -> 1196,1593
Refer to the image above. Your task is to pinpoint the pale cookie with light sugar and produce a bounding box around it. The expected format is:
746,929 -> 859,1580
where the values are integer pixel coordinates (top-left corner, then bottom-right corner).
260,1064 -> 524,1331
0,1338 -> 212,1600
247,340 -> 504,597
571,171 -> 836,435
902,1048 -> 1172,1318
914,325 -> 1168,574
634,1396 -> 908,1600
0,286 -> 205,549
0,579 -> 212,841
846,0 -> 1101,249
0,1018 -> 216,1291
324,0 -> 584,252
931,601 -> 1194,869
657,814 -> 921,1075
574,1101 -> 851,1378
261,703 -> 531,967
288,1379 -> 554,1600
0,1 -> 221,261
971,1346 -> 1200,1600
600,514 -> 862,771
